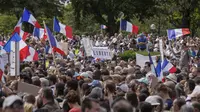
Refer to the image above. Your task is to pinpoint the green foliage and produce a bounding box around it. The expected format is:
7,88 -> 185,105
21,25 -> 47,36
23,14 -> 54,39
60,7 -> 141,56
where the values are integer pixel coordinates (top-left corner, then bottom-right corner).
71,0 -> 156,35
0,0 -> 63,20
0,14 -> 17,34
63,4 -> 101,35
119,50 -> 159,61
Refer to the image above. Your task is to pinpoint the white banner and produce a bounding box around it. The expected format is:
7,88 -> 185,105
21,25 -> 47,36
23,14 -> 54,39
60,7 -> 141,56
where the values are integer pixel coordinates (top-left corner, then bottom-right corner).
82,38 -> 93,56
136,53 -> 157,68
92,47 -> 113,60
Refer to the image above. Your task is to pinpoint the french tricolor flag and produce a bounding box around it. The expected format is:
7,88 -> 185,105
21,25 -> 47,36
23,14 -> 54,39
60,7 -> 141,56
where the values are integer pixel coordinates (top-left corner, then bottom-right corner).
3,33 -> 30,61
24,47 -> 38,61
162,59 -> 177,73
120,20 -> 139,34
13,27 -> 30,41
21,8 -> 41,28
44,24 -> 65,55
167,28 -> 190,40
33,27 -> 47,41
12,18 -> 31,41
101,25 -> 107,29
53,17 -> 73,39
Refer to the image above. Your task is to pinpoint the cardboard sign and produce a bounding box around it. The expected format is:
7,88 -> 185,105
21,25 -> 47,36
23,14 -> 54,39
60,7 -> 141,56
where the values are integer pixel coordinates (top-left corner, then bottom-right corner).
92,47 -> 113,60
17,82 -> 40,96
82,38 -> 93,56
136,53 -> 157,68
58,42 -> 68,55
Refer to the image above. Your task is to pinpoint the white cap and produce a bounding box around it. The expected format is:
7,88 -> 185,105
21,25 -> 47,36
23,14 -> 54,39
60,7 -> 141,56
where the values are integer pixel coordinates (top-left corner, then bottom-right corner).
3,95 -> 23,109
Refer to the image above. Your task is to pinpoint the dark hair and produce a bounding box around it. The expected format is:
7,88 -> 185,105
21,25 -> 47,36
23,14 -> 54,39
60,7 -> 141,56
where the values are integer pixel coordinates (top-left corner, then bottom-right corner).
175,98 -> 186,110
105,80 -> 116,93
145,62 -> 151,67
140,89 -> 150,97
138,93 -> 148,102
93,70 -> 101,80
67,79 -> 78,91
139,102 -> 153,112
194,77 -> 200,85
66,90 -> 80,104
24,94 -> 36,104
188,79 -> 195,92
42,88 -> 54,102
58,75 -> 67,83
101,69 -> 110,76
94,63 -> 101,70
126,91 -> 138,108
157,84 -> 168,93
0,98 -> 4,108
55,83 -> 65,96
32,79 -> 41,87
112,99 -> 133,112
81,98 -> 99,112
47,75 -> 57,85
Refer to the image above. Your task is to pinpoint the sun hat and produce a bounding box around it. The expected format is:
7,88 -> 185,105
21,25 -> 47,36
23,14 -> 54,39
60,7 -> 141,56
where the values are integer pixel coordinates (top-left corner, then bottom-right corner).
3,95 -> 23,109
166,73 -> 177,83
145,95 -> 162,106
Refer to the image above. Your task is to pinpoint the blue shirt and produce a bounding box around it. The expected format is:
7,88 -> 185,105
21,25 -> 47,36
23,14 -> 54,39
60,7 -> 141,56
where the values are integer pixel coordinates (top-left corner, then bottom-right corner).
137,37 -> 147,49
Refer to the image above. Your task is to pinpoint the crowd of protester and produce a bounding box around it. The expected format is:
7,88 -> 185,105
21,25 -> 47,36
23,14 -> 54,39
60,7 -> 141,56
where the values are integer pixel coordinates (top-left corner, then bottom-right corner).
0,33 -> 200,112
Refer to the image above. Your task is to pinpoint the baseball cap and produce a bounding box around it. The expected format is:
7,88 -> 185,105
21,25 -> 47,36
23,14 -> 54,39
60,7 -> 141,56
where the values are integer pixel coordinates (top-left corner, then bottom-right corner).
88,80 -> 101,87
3,95 -> 23,109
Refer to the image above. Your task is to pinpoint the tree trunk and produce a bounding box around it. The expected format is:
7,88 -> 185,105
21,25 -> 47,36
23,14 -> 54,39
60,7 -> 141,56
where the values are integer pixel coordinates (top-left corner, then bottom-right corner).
107,13 -> 117,36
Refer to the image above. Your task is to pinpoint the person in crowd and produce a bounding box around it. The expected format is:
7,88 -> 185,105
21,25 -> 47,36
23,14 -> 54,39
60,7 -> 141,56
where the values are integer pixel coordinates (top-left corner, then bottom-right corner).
180,104 -> 195,112
173,98 -> 186,112
3,95 -> 24,112
37,87 -> 61,112
81,98 -> 100,112
139,102 -> 153,112
65,90 -> 81,112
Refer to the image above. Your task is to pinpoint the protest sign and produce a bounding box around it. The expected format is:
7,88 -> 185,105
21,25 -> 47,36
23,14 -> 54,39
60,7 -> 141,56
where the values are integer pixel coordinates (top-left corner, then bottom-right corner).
58,42 -> 68,55
92,47 -> 113,60
136,53 -> 157,67
17,82 -> 40,96
82,38 -> 93,56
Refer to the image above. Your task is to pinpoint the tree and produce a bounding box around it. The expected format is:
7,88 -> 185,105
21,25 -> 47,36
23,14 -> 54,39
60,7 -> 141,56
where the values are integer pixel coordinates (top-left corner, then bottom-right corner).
71,0 -> 156,35
0,0 -> 63,20
156,0 -> 200,36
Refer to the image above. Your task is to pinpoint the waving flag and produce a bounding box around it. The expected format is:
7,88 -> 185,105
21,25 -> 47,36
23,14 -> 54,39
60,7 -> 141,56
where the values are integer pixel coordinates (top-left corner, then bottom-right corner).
148,52 -> 159,77
33,27 -> 47,41
21,8 -> 41,28
167,28 -> 190,40
24,47 -> 38,61
53,17 -> 73,39
13,18 -> 31,41
44,23 -> 65,55
100,25 -> 107,29
4,33 -> 30,61
120,20 -> 139,34
162,59 -> 176,73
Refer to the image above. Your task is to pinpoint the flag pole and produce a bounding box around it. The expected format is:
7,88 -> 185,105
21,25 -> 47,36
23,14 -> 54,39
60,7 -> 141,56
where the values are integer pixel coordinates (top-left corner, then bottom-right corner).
15,41 -> 20,79
43,21 -> 59,74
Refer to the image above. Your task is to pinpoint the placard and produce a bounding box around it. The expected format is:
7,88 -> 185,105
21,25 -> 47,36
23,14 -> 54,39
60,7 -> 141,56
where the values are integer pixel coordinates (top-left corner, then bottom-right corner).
92,47 -> 113,60
17,82 -> 41,96
136,53 -> 157,68
82,38 -> 93,56
58,42 -> 68,55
